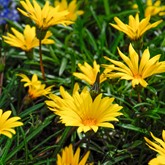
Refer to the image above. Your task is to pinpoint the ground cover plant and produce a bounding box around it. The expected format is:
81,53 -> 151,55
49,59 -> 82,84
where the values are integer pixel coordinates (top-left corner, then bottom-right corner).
0,0 -> 165,164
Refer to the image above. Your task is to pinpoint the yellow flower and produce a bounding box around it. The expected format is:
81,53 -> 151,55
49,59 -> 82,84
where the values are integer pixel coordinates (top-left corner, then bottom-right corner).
144,130 -> 165,165
0,109 -> 23,138
73,60 -> 108,85
132,3 -> 138,9
17,0 -> 73,30
57,144 -> 92,165
18,73 -> 54,99
110,13 -> 162,40
145,0 -> 165,17
45,83 -> 123,133
54,0 -> 84,21
3,25 -> 54,52
103,44 -> 165,88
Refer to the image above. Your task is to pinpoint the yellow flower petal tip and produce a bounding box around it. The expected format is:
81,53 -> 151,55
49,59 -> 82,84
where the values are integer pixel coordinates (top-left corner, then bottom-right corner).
0,109 -> 23,138
56,144 -> 93,165
54,0 -> 84,22
144,130 -> 165,165
145,0 -> 165,17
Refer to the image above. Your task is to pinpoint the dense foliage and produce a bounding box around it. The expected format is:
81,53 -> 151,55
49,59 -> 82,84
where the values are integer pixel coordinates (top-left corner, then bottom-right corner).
0,0 -> 165,164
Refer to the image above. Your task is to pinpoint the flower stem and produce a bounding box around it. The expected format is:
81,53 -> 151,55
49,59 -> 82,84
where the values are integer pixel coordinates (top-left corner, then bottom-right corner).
136,85 -> 145,112
74,131 -> 94,148
39,39 -> 46,80
137,90 -> 142,103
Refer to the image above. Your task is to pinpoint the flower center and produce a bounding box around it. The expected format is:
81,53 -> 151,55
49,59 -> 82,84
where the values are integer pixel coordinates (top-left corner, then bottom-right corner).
134,74 -> 141,79
83,118 -> 96,126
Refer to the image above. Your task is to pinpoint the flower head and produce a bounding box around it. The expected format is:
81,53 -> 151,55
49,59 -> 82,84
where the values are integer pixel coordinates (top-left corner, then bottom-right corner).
110,13 -> 162,40
3,25 -> 54,52
0,109 -> 23,138
103,44 -> 165,88
73,60 -> 108,85
18,73 -> 54,100
45,83 -> 123,133
57,144 -> 92,165
17,0 -> 73,30
54,0 -> 84,21
145,0 -> 165,17
144,130 -> 165,165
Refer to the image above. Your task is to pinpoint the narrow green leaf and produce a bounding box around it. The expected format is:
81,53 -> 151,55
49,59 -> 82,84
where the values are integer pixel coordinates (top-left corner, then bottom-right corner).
90,6 -> 101,29
0,139 -> 13,163
135,0 -> 144,17
85,28 -> 97,51
53,127 -> 71,157
59,58 -> 68,76
19,103 -> 45,118
118,123 -> 148,134
103,0 -> 110,16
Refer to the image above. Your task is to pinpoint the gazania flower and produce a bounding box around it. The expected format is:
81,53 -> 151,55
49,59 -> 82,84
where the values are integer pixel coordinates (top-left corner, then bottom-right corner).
110,13 -> 162,40
45,83 -> 123,133
0,109 -> 23,138
103,44 -> 165,88
73,60 -> 109,85
17,0 -> 73,30
57,144 -> 92,165
145,0 -> 165,17
54,0 -> 84,21
144,130 -> 165,165
18,73 -> 54,100
3,25 -> 54,52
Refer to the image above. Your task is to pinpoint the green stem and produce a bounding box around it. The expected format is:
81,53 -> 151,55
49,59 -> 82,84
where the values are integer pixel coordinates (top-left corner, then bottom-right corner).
136,85 -> 145,112
74,131 -> 94,159
74,131 -> 94,149
137,90 -> 142,103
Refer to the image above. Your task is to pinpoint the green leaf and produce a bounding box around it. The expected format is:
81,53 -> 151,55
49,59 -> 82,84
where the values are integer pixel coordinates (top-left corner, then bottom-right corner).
135,0 -> 144,17
59,57 -> 68,76
118,123 -> 148,134
19,103 -> 45,118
